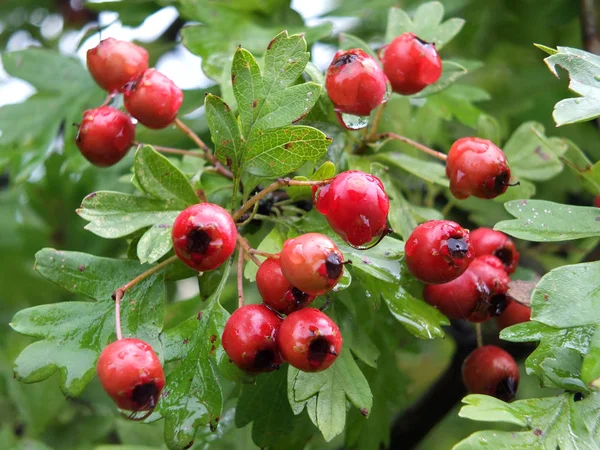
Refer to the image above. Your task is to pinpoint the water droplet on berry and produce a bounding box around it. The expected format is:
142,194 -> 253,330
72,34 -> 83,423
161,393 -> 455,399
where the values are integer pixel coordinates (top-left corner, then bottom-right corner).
382,80 -> 392,103
336,112 -> 369,130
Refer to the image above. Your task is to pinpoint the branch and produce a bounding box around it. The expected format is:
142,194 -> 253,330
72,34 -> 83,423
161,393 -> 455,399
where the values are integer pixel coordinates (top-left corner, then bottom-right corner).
580,0 -> 600,55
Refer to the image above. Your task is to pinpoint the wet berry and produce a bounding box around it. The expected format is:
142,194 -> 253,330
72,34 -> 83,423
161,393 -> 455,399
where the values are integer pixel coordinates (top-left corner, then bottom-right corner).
172,203 -> 237,272
75,106 -> 135,167
325,49 -> 388,117
277,308 -> 342,372
404,220 -> 473,284
470,228 -> 519,274
462,345 -> 519,401
221,304 -> 284,372
314,171 -> 390,247
256,257 -> 315,315
87,38 -> 149,92
446,137 -> 511,200
97,338 -> 164,411
380,33 -> 442,95
124,69 -> 183,129
279,233 -> 345,296
496,300 -> 531,330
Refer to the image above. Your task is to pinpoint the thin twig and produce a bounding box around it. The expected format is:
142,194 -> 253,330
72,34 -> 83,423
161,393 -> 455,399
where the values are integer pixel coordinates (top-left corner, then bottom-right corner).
250,249 -> 279,259
232,178 -> 330,222
114,289 -> 123,340
237,235 -> 262,266
237,247 -> 245,309
581,0 -> 600,55
376,132 -> 448,161
475,323 -> 483,348
366,103 -> 386,142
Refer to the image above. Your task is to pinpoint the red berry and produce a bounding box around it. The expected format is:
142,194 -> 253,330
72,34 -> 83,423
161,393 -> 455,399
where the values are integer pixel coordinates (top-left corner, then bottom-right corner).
404,220 -> 473,284
256,257 -> 316,315
171,203 -> 237,272
314,171 -> 390,247
277,308 -> 342,372
380,33 -> 442,95
75,106 -> 135,167
86,38 -> 149,92
470,228 -> 519,274
594,196 -> 600,208
124,69 -> 183,129
496,300 -> 531,330
97,338 -> 165,411
221,304 -> 284,372
279,233 -> 345,296
325,49 -> 388,116
446,137 -> 511,199
425,255 -> 510,322
462,345 -> 519,401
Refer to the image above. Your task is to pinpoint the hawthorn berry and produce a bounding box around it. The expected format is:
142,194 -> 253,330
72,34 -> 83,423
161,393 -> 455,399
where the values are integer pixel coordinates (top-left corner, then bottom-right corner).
496,300 -> 531,330
424,255 -> 510,322
446,137 -> 512,200
379,32 -> 442,95
470,228 -> 519,274
256,257 -> 316,315
124,69 -> 183,129
462,345 -> 519,401
279,233 -> 345,296
221,304 -> 283,372
97,338 -> 165,411
404,220 -> 473,284
75,106 -> 135,167
325,49 -> 388,117
87,38 -> 149,92
595,196 -> 600,208
277,308 -> 342,372
314,171 -> 390,247
171,203 -> 237,272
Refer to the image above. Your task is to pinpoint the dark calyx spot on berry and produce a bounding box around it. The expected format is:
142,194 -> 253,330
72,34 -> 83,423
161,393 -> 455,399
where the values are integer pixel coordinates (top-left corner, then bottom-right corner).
493,171 -> 511,194
489,294 -> 508,316
494,247 -> 513,268
292,287 -> 311,306
186,228 -> 211,255
332,53 -> 358,67
494,376 -> 517,402
414,36 -> 434,47
132,381 -> 160,410
325,253 -> 343,280
308,336 -> 336,365
447,237 -> 469,259
253,349 -> 277,371
574,392 -> 585,402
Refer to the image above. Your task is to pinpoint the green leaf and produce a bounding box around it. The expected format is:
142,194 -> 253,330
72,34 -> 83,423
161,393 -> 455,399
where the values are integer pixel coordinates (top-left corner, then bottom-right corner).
338,236 -> 404,283
77,191 -> 180,239
339,33 -> 377,58
134,146 -> 199,208
244,126 -> 331,177
455,393 -> 600,449
411,60 -> 468,98
502,122 -> 564,181
236,368 -> 314,450
543,46 -> 600,126
385,2 -> 465,49
10,249 -> 165,396
374,152 -> 449,187
205,93 -> 244,174
287,161 -> 336,200
137,224 -> 173,264
495,200 -> 600,242
159,262 -> 230,450
288,349 -> 372,442
243,227 -> 286,282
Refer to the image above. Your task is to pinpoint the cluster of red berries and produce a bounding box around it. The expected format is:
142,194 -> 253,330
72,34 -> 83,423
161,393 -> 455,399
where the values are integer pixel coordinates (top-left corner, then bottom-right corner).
223,233 -> 345,373
405,220 -> 529,400
76,38 -> 183,166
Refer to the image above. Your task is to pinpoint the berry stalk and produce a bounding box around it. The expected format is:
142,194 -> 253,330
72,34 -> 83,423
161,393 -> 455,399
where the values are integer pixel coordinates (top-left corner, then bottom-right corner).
376,132 -> 448,161
237,235 -> 262,266
237,247 -> 245,308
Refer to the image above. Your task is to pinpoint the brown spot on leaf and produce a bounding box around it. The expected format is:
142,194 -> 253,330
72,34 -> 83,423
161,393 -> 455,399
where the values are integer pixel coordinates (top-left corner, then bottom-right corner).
84,192 -> 97,200
267,37 -> 277,50
534,146 -> 551,161
78,264 -> 85,272
210,345 -> 216,355
284,142 -> 294,149
544,293 -> 549,301
533,428 -> 543,437
210,335 -> 217,343
360,408 -> 369,417
252,99 -> 258,108
197,311 -> 203,320
183,338 -> 189,344
231,74 -> 236,84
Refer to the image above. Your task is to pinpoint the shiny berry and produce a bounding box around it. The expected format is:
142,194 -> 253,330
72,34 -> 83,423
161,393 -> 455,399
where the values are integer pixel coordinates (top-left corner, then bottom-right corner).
124,69 -> 183,129
314,171 -> 390,247
277,308 -> 342,372
380,33 -> 442,95
87,38 -> 149,92
279,233 -> 345,296
256,257 -> 316,314
446,137 -> 511,199
496,300 -> 531,330
97,338 -> 165,411
405,220 -> 473,284
470,228 -> 519,274
462,345 -> 519,401
325,49 -> 388,116
595,196 -> 600,208
423,270 -> 479,320
75,106 -> 135,167
172,203 -> 237,272
221,304 -> 284,372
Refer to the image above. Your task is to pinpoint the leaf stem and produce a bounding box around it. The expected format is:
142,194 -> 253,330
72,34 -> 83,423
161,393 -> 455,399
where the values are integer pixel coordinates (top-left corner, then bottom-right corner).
366,103 -> 387,142
237,235 -> 262,266
237,247 -> 245,309
232,178 -> 330,222
111,255 -> 179,339
376,132 -> 448,162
